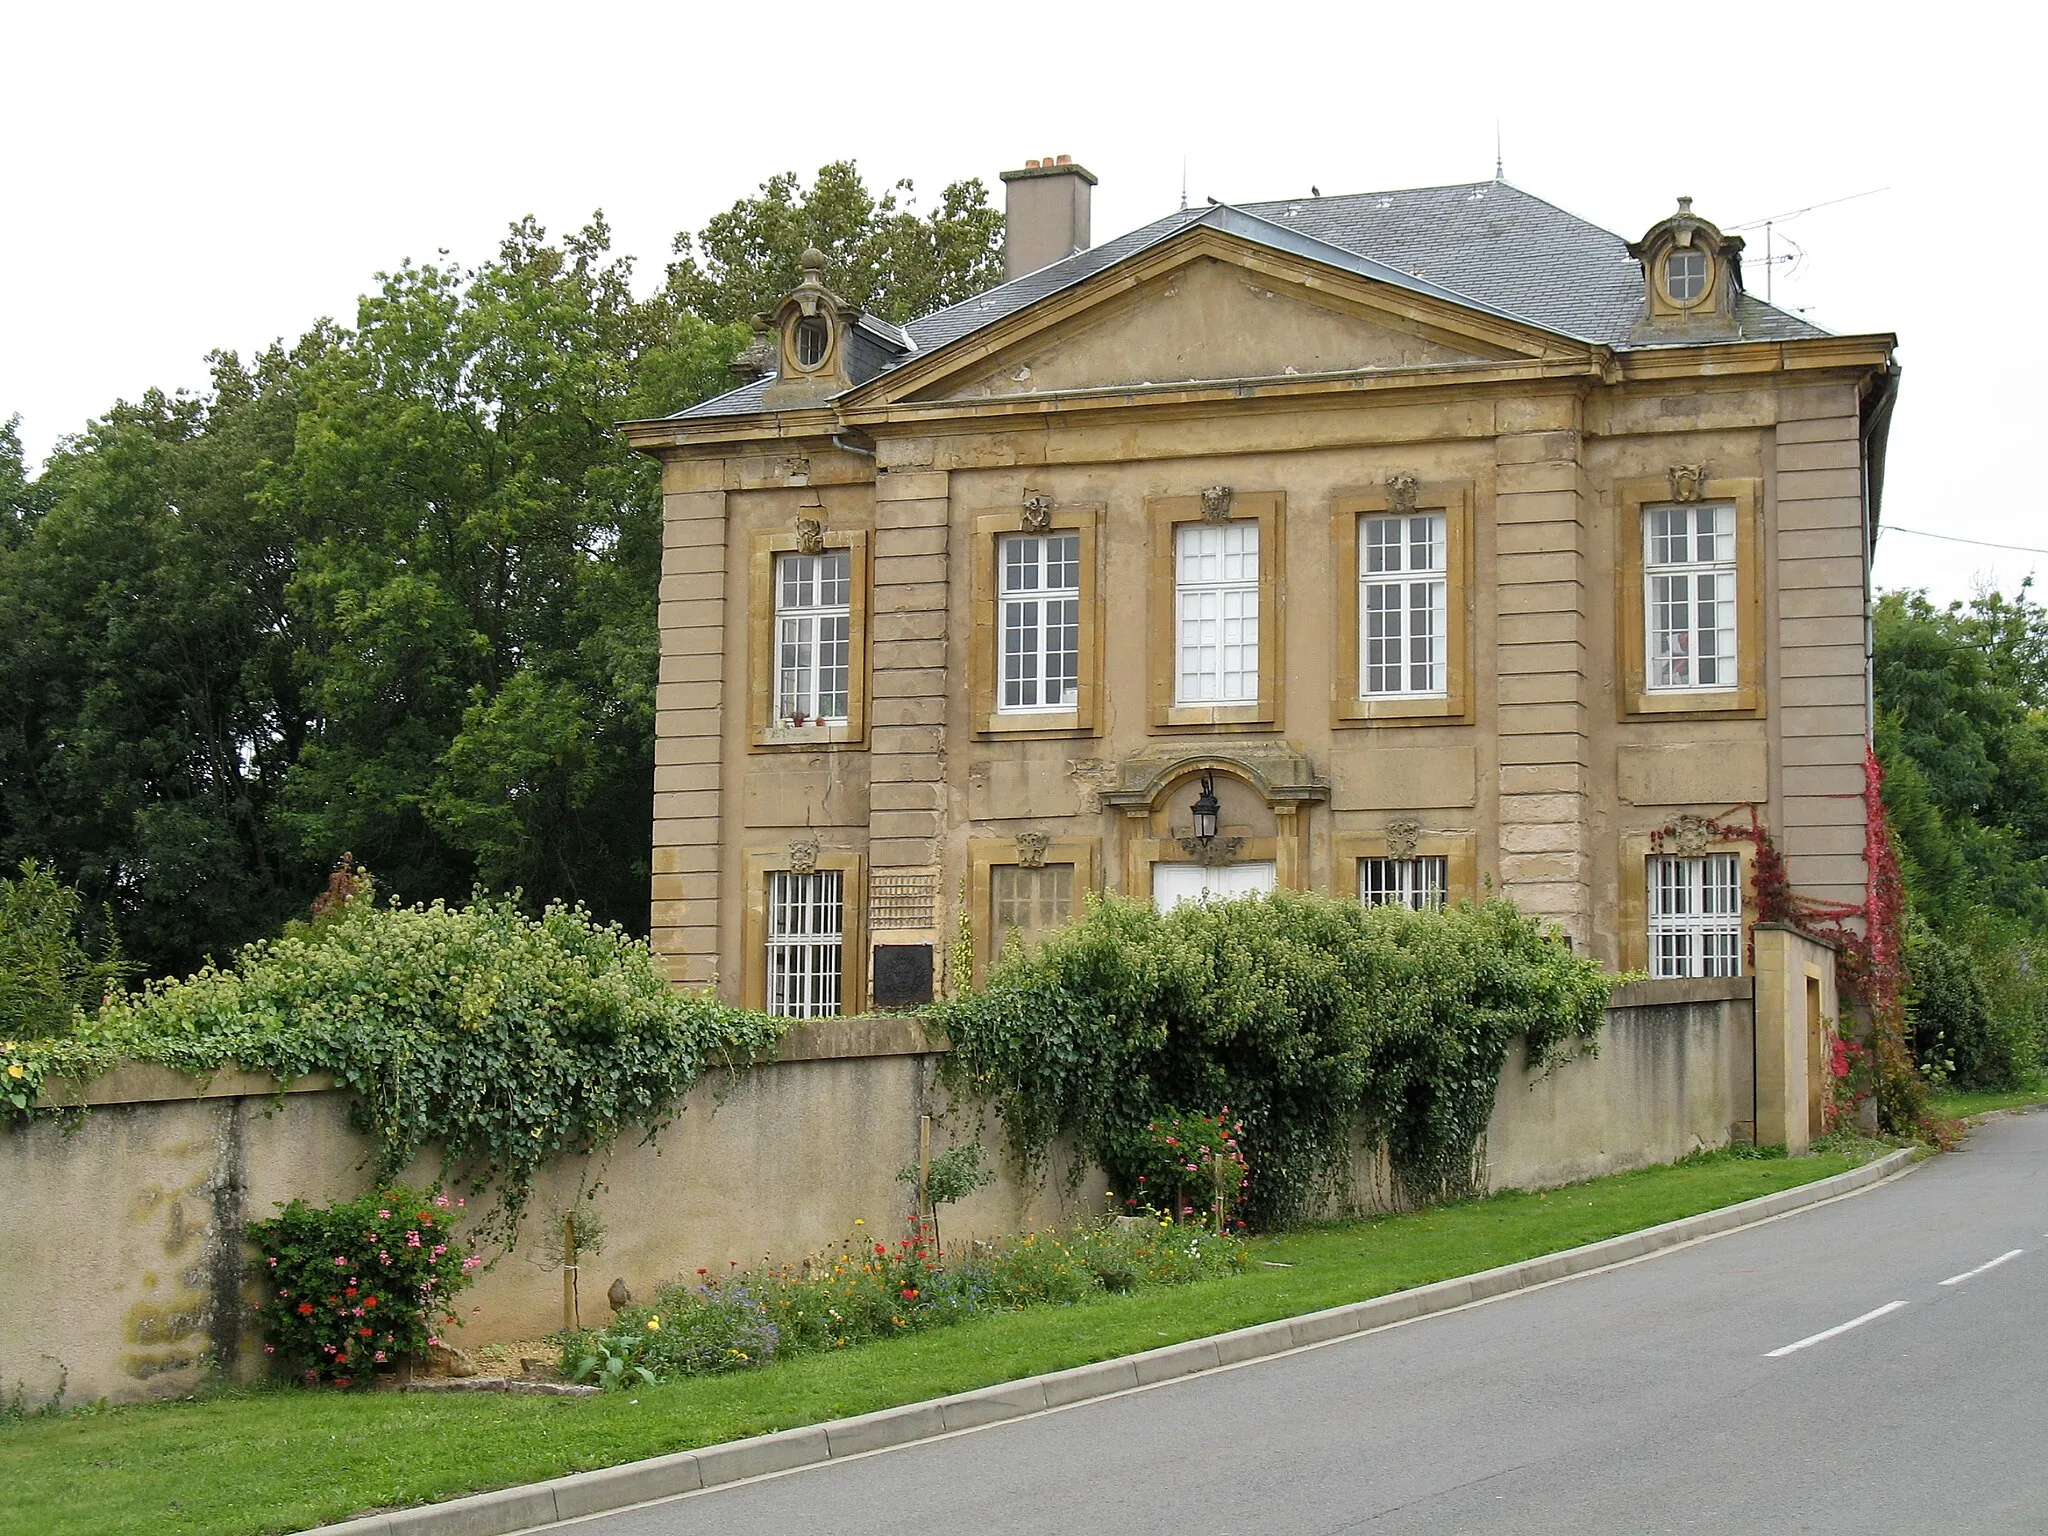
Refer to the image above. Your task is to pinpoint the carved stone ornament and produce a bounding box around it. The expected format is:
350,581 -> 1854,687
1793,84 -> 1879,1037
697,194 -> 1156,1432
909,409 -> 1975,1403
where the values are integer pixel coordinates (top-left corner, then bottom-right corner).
794,516 -> 826,555
1664,814 -> 1713,856
1668,464 -> 1708,504
1384,819 -> 1422,859
1386,473 -> 1420,517
786,837 -> 820,875
782,455 -> 812,484
1200,485 -> 1235,521
1014,831 -> 1053,869
1021,493 -> 1054,534
1067,757 -> 1121,814
1176,833 -> 1248,868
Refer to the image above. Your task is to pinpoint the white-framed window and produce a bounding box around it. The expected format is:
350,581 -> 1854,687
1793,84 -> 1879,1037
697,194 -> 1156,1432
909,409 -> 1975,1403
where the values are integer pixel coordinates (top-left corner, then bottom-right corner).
774,550 -> 851,724
766,869 -> 844,1018
1648,853 -> 1743,979
1152,860 -> 1277,912
1645,503 -> 1736,692
1359,856 -> 1448,911
1175,520 -> 1259,704
998,533 -> 1081,712
990,863 -> 1075,950
1360,512 -> 1447,697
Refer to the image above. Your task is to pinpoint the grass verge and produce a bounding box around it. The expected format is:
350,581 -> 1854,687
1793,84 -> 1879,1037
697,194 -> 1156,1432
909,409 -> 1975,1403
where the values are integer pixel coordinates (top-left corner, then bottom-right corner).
1927,1070 -> 2048,1122
1,1147 -> 1873,1536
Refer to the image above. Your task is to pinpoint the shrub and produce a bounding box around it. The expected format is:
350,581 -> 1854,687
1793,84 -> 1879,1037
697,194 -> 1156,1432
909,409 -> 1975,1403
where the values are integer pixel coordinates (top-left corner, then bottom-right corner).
1120,1109 -> 1248,1225
1906,917 -> 2030,1090
18,885 -> 787,1230
248,1183 -> 478,1388
558,1218 -> 1247,1387
931,891 -> 1614,1227
0,860 -> 130,1046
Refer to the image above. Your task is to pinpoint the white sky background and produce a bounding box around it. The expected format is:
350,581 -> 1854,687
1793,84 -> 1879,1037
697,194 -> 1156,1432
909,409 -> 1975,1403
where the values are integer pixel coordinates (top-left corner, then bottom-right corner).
2,1 -> 2037,604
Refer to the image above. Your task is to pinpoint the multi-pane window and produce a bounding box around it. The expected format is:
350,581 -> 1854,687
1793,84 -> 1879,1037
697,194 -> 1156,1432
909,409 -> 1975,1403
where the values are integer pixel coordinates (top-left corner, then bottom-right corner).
1665,249 -> 1708,303
1175,521 -> 1259,704
999,533 -> 1081,712
990,864 -> 1075,952
1360,513 -> 1447,697
1645,503 -> 1736,692
766,869 -> 844,1018
1359,856 -> 1448,911
1648,854 -> 1743,979
774,550 -> 851,724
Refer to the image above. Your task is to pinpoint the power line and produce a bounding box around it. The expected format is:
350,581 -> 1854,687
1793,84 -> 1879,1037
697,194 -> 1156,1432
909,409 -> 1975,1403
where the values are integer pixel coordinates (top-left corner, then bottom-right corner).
1885,525 -> 2048,557
1727,186 -> 1889,233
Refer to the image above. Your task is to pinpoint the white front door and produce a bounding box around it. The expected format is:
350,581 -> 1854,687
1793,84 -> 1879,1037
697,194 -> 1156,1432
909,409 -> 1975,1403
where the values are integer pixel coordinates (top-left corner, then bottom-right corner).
1152,861 -> 1278,913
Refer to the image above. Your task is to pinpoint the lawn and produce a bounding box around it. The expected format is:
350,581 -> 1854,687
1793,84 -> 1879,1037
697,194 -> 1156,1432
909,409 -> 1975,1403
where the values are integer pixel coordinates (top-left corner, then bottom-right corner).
1927,1070 -> 2048,1122
1,1148 -> 1873,1536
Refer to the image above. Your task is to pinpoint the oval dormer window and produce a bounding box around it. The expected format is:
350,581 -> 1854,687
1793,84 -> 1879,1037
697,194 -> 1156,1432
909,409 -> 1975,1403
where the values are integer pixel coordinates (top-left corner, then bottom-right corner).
1665,248 -> 1709,305
794,316 -> 830,370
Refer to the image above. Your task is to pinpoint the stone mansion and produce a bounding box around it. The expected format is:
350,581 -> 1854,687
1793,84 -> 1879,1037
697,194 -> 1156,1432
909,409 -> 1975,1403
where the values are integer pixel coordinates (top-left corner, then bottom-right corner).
621,158 -> 1899,1017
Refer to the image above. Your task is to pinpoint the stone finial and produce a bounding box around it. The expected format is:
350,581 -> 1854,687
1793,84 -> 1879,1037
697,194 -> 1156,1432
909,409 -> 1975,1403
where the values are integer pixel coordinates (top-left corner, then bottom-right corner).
787,837 -> 819,874
1200,486 -> 1235,521
1668,464 -> 1708,503
1014,831 -> 1052,869
1021,493 -> 1054,534
1387,473 -> 1420,517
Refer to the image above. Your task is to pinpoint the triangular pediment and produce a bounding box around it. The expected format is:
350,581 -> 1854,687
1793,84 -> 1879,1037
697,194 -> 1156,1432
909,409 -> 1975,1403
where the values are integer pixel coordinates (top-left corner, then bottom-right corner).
846,218 -> 1596,414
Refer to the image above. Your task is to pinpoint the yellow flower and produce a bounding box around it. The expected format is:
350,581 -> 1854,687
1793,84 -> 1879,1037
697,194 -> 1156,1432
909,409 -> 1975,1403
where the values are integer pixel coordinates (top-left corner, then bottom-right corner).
646,1315 -> 661,1331
853,1218 -> 864,1226
6,1064 -> 22,1079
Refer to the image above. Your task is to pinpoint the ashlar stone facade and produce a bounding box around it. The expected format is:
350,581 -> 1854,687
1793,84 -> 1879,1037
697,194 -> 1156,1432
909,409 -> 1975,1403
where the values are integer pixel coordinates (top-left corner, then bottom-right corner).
623,165 -> 1898,1015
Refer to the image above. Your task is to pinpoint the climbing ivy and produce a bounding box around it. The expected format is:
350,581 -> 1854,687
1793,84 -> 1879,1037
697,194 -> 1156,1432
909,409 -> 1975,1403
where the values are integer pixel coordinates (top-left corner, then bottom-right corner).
13,884 -> 786,1233
929,891 -> 1614,1228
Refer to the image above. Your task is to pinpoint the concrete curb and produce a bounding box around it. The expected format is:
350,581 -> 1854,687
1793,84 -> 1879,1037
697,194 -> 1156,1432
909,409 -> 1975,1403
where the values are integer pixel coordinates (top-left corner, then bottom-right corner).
313,1147 -> 1918,1535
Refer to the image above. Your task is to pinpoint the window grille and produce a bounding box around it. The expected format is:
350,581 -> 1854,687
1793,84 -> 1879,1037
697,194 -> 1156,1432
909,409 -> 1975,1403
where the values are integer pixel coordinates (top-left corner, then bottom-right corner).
1360,513 -> 1447,697
1358,856 -> 1448,911
990,864 -> 1074,951
1644,503 -> 1736,691
766,869 -> 844,1018
1175,521 -> 1259,704
774,550 -> 851,723
1648,853 -> 1742,978
868,870 -> 937,930
998,533 -> 1081,712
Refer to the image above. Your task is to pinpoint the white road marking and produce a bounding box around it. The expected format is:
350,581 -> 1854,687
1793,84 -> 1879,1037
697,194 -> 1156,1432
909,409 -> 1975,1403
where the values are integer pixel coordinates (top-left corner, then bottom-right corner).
1939,1248 -> 2024,1286
1765,1300 -> 1910,1358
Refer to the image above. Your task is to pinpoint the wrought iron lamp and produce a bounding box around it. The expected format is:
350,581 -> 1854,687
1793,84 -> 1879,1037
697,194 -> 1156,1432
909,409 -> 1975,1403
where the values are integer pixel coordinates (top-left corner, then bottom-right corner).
1190,772 -> 1221,848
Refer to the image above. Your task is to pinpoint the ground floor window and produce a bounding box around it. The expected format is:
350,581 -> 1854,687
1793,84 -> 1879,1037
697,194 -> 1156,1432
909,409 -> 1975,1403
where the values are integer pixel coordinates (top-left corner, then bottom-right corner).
990,863 -> 1075,953
767,869 -> 844,1017
1152,860 -> 1276,913
1359,856 -> 1447,911
1648,853 -> 1742,978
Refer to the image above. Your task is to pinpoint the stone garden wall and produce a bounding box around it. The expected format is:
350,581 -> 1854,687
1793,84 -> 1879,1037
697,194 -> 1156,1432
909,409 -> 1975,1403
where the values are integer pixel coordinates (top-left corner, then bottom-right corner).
2,980 -> 1754,1409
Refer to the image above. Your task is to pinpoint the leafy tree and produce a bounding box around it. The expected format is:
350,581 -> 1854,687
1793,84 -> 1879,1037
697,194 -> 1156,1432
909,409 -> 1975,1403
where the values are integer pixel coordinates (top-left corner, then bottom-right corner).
668,161 -> 1004,326
0,348 -> 326,975
281,215 -> 747,924
0,859 -> 131,1039
1874,586 -> 2048,1074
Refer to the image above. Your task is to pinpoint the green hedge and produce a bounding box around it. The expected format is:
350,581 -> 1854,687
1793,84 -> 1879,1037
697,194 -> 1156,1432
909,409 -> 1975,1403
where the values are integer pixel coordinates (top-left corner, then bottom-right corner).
930,891 -> 1615,1228
8,891 -> 785,1230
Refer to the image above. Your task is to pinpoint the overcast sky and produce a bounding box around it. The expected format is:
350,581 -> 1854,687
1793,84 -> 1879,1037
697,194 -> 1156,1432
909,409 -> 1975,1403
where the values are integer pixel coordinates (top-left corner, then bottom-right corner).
4,2 -> 2037,603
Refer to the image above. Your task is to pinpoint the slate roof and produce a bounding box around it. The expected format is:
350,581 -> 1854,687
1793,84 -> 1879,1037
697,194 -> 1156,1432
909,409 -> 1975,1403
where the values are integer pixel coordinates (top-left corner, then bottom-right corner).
671,180 -> 1826,423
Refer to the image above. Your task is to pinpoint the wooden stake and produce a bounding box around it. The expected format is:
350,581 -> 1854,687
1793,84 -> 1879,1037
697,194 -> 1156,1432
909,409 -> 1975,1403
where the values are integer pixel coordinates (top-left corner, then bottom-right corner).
917,1114 -> 933,1254
563,1214 -> 578,1332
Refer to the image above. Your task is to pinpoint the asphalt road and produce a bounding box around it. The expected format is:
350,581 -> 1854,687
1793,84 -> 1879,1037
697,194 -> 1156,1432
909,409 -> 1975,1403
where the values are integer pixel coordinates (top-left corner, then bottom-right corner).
564,1115 -> 2048,1535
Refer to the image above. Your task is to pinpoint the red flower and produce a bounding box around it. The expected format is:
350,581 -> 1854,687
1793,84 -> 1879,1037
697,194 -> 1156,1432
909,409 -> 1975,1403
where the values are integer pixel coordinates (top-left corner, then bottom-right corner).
901,1287 -> 919,1300
697,1267 -> 708,1275
358,1326 -> 373,1337
874,1244 -> 886,1256
296,1302 -> 314,1316
364,1296 -> 378,1308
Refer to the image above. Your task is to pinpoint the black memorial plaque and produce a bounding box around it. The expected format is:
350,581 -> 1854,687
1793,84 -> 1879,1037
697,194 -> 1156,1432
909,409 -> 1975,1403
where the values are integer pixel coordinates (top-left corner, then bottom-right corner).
871,943 -> 935,1008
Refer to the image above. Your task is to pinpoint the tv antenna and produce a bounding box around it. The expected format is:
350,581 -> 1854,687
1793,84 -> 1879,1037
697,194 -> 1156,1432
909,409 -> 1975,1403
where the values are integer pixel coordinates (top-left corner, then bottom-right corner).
1727,186 -> 1887,306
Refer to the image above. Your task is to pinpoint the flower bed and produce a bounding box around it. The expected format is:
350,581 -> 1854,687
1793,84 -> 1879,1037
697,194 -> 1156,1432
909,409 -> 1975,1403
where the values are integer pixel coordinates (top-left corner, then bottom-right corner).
560,1217 -> 1247,1387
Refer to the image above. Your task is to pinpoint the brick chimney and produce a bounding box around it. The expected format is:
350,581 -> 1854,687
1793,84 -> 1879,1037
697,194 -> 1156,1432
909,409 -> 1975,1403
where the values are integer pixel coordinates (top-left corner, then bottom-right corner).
998,155 -> 1097,281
